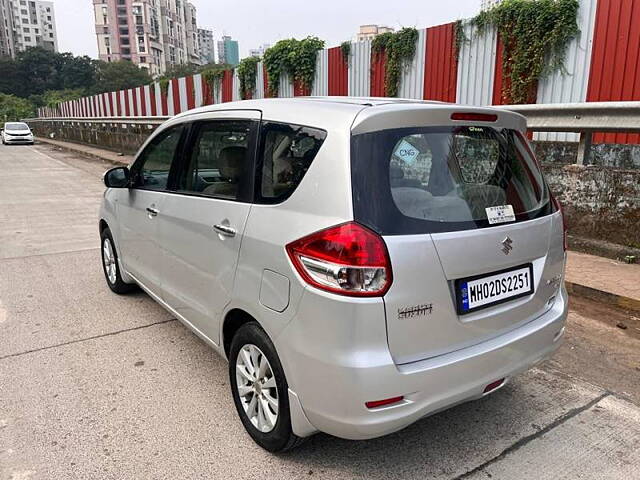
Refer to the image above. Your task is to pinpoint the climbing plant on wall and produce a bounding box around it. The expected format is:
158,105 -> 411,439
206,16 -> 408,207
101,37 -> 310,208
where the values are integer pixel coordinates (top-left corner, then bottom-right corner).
263,37 -> 325,97
340,41 -> 351,64
236,56 -> 260,100
472,0 -> 579,104
158,78 -> 170,96
454,19 -> 468,58
371,27 -> 418,97
201,65 -> 227,101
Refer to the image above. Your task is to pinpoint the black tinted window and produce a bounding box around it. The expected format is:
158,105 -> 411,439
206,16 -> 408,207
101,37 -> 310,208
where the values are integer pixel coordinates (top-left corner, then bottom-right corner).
256,122 -> 326,203
176,120 -> 257,200
134,125 -> 184,191
352,126 -> 552,235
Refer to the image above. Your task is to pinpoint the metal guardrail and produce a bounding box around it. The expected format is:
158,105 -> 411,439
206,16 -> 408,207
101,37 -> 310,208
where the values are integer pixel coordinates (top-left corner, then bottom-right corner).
505,101 -> 640,133
25,101 -> 640,164
504,101 -> 640,165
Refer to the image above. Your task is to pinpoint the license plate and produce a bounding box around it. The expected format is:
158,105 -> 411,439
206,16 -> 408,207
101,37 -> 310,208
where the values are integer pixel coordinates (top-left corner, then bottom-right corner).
456,264 -> 534,314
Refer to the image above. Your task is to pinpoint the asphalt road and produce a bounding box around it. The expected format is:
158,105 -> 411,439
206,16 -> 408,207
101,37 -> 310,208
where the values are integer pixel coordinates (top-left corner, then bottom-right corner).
1,143 -> 639,480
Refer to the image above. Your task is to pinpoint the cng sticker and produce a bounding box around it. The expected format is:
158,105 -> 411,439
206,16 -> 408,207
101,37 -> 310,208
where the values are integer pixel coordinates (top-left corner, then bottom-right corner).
394,139 -> 419,164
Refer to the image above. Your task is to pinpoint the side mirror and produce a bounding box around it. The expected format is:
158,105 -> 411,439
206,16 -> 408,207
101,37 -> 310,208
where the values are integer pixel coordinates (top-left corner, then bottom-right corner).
104,166 -> 130,188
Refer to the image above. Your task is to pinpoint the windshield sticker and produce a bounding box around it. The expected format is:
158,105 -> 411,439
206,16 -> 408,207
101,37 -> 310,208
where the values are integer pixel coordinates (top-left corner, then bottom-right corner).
486,205 -> 516,224
393,139 -> 420,165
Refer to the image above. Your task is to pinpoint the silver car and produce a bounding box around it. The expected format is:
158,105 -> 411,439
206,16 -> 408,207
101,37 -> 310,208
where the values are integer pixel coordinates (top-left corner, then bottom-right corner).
2,122 -> 34,145
99,98 -> 568,452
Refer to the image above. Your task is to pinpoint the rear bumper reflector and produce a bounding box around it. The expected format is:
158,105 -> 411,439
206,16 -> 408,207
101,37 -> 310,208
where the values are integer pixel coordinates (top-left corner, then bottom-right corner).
483,379 -> 505,394
365,396 -> 404,409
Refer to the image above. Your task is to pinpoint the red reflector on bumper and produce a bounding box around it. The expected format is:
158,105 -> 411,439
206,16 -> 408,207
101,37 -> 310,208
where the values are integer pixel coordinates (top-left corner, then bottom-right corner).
483,379 -> 505,393
365,396 -> 404,409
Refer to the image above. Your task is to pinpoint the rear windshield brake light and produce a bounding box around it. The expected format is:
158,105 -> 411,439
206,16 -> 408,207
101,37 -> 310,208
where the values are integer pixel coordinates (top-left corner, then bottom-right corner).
451,112 -> 498,122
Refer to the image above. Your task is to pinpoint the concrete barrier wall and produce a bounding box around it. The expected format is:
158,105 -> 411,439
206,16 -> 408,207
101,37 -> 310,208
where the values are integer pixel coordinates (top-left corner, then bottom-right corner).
30,120 -> 158,155
541,164 -> 640,248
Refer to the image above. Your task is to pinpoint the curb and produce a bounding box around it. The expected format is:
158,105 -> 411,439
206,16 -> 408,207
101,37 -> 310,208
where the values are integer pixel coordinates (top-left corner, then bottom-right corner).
35,137 -> 130,167
566,281 -> 640,313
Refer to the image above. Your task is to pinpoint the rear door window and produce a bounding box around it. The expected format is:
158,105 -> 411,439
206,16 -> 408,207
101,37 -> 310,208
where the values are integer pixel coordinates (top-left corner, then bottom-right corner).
175,120 -> 258,201
352,126 -> 552,234
255,122 -> 326,204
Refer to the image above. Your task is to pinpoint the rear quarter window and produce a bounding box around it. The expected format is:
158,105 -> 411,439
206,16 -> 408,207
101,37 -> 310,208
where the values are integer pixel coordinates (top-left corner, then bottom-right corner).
255,122 -> 326,204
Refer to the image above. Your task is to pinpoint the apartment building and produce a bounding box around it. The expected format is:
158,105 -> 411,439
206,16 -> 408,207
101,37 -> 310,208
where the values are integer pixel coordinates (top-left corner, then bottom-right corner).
197,27 -> 214,64
249,43 -> 270,58
217,35 -> 238,66
0,0 -> 15,57
93,0 -> 201,77
0,0 -> 57,57
355,24 -> 394,42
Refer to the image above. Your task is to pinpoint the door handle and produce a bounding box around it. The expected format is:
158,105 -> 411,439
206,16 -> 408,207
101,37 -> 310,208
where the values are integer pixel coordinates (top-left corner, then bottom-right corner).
213,224 -> 236,237
146,207 -> 159,217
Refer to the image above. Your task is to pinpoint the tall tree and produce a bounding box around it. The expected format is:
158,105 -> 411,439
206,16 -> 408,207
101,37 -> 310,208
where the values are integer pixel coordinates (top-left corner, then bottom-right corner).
55,53 -> 97,91
0,58 -> 20,96
0,93 -> 34,122
92,60 -> 152,93
14,47 -> 60,96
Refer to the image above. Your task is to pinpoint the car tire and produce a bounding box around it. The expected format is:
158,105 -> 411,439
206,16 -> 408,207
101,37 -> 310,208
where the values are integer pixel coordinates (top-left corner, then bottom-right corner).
229,322 -> 304,452
100,227 -> 136,294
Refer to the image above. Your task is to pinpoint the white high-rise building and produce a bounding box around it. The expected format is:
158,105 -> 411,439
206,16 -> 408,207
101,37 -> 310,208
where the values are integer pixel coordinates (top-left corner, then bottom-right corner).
0,0 -> 58,57
198,27 -> 214,64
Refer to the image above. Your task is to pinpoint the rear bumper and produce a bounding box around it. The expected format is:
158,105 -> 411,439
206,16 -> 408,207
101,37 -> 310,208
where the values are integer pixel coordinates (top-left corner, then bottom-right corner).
280,285 -> 568,440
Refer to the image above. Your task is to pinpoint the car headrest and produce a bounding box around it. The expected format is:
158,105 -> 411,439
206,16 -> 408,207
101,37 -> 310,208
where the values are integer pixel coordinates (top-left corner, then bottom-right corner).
390,165 -> 405,182
218,146 -> 246,180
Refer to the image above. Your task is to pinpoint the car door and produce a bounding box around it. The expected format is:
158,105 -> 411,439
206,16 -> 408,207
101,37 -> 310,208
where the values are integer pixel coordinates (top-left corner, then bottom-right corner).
157,111 -> 260,345
116,123 -> 186,295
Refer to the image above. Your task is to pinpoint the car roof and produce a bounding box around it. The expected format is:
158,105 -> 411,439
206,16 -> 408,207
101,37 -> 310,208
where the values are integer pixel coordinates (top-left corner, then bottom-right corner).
171,97 -> 526,133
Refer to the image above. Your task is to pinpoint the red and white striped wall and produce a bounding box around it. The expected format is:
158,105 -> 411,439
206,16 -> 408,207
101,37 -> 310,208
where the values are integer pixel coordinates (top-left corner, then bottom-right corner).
39,0 -> 640,144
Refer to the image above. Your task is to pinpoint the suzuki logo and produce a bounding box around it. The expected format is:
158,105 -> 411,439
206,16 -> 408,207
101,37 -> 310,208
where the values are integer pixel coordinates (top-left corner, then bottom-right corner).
501,236 -> 513,255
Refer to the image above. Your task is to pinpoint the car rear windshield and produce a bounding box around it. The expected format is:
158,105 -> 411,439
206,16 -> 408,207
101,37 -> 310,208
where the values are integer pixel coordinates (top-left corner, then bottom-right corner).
5,123 -> 29,131
351,125 -> 553,235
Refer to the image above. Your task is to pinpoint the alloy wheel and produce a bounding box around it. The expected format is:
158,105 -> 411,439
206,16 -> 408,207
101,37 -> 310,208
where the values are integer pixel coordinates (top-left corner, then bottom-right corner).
235,344 -> 279,433
102,238 -> 117,285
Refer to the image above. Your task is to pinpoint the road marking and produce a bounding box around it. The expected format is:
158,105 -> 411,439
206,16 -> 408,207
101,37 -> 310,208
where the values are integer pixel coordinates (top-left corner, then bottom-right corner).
26,145 -> 71,168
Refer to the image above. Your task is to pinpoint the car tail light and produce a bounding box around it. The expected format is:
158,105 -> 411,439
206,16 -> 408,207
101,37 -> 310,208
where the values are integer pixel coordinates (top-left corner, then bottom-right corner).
285,222 -> 392,297
552,195 -> 568,251
365,396 -> 404,409
451,112 -> 498,122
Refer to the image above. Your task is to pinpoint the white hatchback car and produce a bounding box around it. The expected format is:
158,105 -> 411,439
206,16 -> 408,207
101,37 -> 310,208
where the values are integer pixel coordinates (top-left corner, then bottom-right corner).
99,97 -> 568,452
2,122 -> 34,145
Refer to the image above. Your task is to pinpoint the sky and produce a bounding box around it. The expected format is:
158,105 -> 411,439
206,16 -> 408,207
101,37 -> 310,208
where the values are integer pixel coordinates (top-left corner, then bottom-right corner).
55,0 -> 482,59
